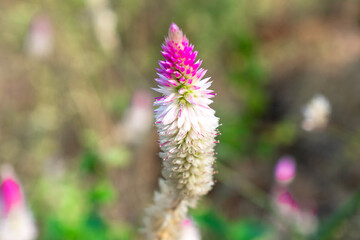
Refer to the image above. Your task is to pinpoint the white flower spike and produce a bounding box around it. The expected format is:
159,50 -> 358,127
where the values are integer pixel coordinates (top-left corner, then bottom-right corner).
144,23 -> 219,240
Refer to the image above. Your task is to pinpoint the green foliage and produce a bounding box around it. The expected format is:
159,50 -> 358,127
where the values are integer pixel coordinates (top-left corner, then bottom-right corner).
89,180 -> 116,204
312,188 -> 360,240
35,164 -> 133,240
217,29 -> 272,162
228,221 -> 267,240
192,207 -> 268,240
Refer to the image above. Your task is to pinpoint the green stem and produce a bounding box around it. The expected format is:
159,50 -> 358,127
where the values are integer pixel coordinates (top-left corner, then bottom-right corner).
311,187 -> 360,240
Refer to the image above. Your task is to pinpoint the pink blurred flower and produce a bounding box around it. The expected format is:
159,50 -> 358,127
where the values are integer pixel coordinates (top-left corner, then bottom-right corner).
0,178 -> 22,218
180,218 -> 201,240
25,14 -> 54,59
0,165 -> 37,240
274,189 -> 300,215
116,90 -> 153,145
272,156 -> 317,236
274,156 -> 296,185
273,188 -> 317,236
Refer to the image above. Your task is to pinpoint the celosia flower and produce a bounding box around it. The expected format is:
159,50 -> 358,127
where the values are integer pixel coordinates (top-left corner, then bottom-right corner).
302,94 -> 331,131
144,23 -> 219,239
154,22 -> 219,196
274,156 -> 296,185
0,166 -> 37,240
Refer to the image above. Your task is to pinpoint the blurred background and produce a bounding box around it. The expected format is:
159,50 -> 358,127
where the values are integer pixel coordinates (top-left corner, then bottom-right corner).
0,0 -> 360,239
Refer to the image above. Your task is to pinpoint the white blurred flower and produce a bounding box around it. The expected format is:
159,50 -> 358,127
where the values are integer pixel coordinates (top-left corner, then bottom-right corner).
302,94 -> 331,131
25,14 -> 54,59
0,207 -> 37,240
0,165 -> 37,240
87,0 -> 118,52
180,218 -> 201,240
294,209 -> 318,236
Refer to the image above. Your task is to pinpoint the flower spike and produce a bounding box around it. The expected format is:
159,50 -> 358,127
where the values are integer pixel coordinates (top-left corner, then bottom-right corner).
144,23 -> 219,240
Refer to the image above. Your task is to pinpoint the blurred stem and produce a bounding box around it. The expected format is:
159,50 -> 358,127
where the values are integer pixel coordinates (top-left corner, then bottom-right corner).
327,125 -> 360,162
217,163 -> 311,239
311,187 -> 360,240
327,125 -> 351,142
216,163 -> 270,210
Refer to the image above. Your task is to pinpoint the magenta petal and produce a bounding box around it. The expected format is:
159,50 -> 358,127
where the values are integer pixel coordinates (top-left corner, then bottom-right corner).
168,80 -> 179,86
275,156 -> 296,183
169,23 -> 180,33
0,178 -> 22,217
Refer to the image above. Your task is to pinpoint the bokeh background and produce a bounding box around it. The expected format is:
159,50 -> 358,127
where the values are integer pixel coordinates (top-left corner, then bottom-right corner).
0,0 -> 360,239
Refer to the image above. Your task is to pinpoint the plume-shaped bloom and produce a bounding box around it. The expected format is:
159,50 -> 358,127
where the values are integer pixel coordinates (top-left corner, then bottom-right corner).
154,23 -> 218,196
0,165 -> 37,240
144,23 -> 219,239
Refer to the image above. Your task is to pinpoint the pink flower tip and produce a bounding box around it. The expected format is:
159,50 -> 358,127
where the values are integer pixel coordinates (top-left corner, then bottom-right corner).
277,190 -> 300,211
275,155 -> 296,184
181,218 -> 193,227
169,22 -> 180,33
0,178 -> 22,217
167,22 -> 184,43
